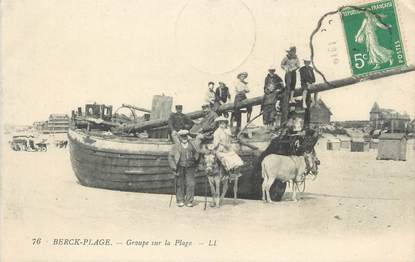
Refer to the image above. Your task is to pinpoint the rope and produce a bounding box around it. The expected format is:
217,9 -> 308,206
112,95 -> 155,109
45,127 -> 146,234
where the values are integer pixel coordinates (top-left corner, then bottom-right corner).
236,112 -> 263,140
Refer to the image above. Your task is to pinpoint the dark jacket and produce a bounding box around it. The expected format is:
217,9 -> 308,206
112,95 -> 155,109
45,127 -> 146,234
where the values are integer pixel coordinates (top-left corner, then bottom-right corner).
264,73 -> 284,93
168,112 -> 194,132
215,86 -> 231,103
168,142 -> 199,171
299,65 -> 316,87
262,89 -> 279,106
200,110 -> 219,134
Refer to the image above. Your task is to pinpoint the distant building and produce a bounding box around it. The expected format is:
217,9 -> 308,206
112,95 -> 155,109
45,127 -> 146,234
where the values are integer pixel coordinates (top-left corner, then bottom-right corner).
33,114 -> 70,134
45,114 -> 70,134
369,102 -> 410,133
310,99 -> 332,125
332,120 -> 370,129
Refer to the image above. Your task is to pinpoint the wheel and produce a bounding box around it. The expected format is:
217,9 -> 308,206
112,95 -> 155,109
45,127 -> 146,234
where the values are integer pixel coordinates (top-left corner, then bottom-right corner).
269,179 -> 287,201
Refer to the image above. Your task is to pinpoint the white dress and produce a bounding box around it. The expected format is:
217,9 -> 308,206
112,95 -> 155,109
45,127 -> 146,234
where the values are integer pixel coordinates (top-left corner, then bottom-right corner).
213,127 -> 244,171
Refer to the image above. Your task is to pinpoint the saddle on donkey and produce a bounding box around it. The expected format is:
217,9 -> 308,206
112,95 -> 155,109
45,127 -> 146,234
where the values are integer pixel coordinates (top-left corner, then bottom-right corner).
253,127 -> 320,175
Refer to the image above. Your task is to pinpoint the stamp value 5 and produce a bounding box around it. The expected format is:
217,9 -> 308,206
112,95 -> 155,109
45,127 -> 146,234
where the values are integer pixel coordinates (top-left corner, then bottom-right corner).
341,0 -> 406,75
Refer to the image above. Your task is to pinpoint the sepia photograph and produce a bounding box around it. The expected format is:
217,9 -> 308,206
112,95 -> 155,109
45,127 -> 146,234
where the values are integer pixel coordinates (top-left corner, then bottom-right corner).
1,0 -> 414,261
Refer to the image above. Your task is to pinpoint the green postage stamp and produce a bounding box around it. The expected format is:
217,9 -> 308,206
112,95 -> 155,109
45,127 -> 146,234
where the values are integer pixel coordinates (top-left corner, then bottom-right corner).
340,0 -> 406,76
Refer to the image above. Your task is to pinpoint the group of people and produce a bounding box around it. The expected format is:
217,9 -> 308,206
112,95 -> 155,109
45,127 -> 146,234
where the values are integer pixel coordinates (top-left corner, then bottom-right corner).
167,105 -> 243,207
262,46 -> 318,131
202,46 -> 318,135
166,46 -> 320,207
205,72 -> 252,135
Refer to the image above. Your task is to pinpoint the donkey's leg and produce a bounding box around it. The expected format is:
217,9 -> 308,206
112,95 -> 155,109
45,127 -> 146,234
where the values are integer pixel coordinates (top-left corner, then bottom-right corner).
266,178 -> 274,203
292,180 -> 298,202
214,177 -> 221,207
233,177 -> 238,205
261,176 -> 267,202
208,176 -> 216,207
220,179 -> 229,206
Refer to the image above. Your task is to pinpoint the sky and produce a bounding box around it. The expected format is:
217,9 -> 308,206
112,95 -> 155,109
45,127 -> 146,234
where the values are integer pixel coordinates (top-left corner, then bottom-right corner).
1,0 -> 414,126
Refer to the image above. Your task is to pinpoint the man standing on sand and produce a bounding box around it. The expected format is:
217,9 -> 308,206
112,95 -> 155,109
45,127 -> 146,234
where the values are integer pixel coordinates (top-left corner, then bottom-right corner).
168,130 -> 200,207
168,105 -> 194,144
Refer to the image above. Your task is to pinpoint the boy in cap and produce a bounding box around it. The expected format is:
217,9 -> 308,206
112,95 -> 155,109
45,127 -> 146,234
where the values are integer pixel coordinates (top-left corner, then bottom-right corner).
168,129 -> 200,207
168,105 -> 194,144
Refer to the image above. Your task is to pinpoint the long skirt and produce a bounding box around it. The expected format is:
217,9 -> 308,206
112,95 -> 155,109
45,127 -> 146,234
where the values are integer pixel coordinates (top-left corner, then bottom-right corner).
216,150 -> 244,172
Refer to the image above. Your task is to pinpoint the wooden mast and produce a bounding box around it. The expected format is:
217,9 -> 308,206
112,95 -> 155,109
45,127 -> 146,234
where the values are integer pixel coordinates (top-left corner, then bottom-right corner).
112,65 -> 415,134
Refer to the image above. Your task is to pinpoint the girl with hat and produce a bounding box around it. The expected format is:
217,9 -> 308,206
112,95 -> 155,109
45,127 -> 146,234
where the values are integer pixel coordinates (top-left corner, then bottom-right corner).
213,116 -> 244,174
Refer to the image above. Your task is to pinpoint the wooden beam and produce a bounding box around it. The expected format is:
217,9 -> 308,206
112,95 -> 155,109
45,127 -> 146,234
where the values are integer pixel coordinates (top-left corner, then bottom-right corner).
121,104 -> 151,113
113,65 -> 415,134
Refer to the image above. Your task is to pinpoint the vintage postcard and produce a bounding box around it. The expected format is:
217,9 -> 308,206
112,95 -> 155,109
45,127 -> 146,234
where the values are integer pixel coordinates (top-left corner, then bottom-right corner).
1,0 -> 414,261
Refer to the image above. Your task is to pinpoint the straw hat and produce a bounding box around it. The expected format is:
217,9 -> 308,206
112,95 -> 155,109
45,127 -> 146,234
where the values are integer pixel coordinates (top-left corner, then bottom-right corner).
237,72 -> 248,79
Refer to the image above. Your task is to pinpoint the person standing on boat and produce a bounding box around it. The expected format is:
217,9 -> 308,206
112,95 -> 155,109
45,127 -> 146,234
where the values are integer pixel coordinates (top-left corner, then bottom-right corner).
168,129 -> 200,207
262,68 -> 284,130
299,59 -> 317,129
232,72 -> 252,135
215,82 -> 231,117
206,82 -> 216,109
168,105 -> 194,144
281,46 -> 300,104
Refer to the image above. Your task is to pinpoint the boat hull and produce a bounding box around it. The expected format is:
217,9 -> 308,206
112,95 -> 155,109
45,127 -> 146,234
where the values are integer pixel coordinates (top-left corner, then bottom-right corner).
68,129 -> 273,200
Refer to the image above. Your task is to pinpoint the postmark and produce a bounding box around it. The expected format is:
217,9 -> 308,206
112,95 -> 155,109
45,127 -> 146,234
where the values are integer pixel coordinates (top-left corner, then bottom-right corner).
340,0 -> 406,76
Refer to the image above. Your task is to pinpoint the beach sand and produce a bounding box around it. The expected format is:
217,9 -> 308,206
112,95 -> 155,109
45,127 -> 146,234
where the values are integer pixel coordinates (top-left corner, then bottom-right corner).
1,139 -> 414,261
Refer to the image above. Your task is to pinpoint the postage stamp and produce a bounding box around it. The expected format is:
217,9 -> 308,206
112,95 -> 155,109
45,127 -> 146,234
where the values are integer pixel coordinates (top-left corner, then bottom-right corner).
340,0 -> 406,76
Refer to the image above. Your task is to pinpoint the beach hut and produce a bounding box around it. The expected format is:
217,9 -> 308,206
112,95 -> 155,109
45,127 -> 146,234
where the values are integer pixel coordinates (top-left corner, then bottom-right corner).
338,135 -> 351,150
377,133 -> 407,161
327,138 -> 341,150
351,138 -> 369,152
369,139 -> 379,149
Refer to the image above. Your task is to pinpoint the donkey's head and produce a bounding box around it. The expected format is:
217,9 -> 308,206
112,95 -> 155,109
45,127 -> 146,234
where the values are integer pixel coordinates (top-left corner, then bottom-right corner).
304,151 -> 319,179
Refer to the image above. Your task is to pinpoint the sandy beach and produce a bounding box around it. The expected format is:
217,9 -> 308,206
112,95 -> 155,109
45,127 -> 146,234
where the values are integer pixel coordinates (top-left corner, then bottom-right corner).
1,139 -> 414,262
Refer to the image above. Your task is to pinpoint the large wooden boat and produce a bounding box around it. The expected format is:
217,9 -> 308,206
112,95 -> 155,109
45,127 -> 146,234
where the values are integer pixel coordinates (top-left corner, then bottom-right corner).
68,128 -> 283,200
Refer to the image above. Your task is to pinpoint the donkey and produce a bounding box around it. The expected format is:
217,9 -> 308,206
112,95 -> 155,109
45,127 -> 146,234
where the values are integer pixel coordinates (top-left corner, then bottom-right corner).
261,150 -> 318,202
203,145 -> 240,208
